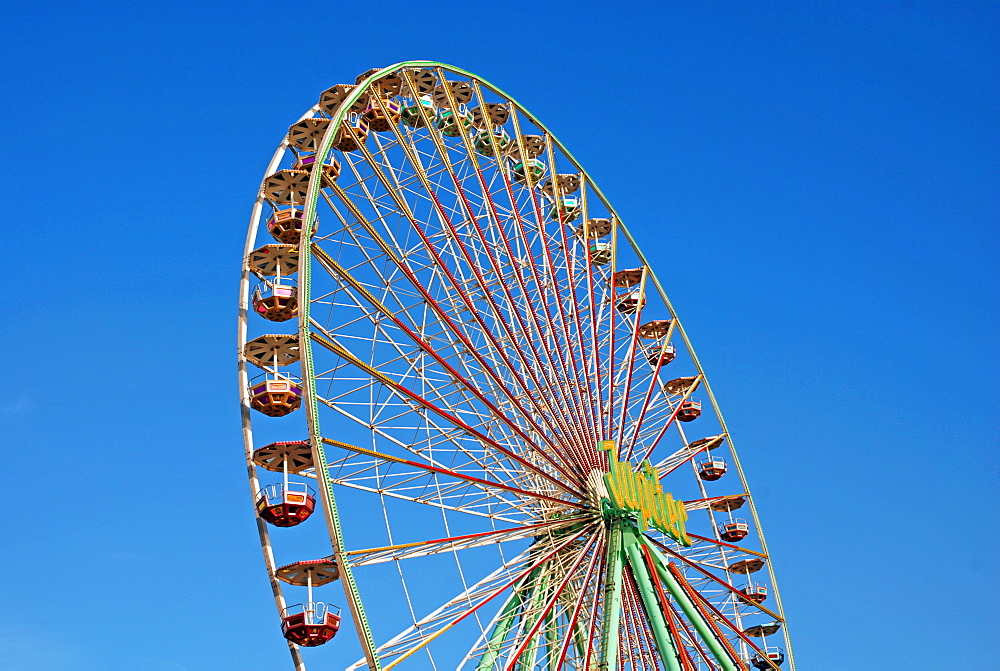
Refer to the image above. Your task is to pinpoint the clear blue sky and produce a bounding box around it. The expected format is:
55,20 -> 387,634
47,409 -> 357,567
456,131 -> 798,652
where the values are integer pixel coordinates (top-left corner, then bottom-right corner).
2,1 -> 996,669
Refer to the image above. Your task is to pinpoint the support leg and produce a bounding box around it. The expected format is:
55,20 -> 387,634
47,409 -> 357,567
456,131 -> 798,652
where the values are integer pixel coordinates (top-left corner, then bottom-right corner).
623,527 -> 683,671
477,574 -> 533,671
598,524 -> 625,671
640,536 -> 741,671
516,570 -> 549,670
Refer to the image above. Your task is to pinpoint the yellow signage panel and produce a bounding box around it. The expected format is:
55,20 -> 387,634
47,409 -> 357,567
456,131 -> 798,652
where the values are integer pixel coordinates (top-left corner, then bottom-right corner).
601,443 -> 691,546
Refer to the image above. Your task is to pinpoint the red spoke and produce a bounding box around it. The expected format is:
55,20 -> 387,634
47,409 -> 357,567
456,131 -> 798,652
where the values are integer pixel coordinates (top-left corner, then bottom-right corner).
524,164 -> 600,457
639,541 -> 698,671
613,269 -> 647,448
312,331 -> 584,498
537,146 -> 602,462
323,183 -> 584,484
623,568 -> 659,668
668,562 -> 772,669
648,535 -> 783,622
583,209 -> 606,451
670,598 -> 717,671
456,96 -> 597,465
455,171 -> 598,470
624,321 -> 676,460
636,374 -> 703,464
554,534 -> 604,669
312,244 -> 568,464
360,96 -> 591,477
503,533 -> 599,669
427,180 -> 593,472
322,437 -> 586,509
582,540 -> 607,671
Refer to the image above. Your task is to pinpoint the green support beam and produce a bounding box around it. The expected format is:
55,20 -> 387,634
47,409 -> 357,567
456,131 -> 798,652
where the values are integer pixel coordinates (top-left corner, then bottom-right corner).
640,537 -> 741,671
517,570 -> 550,670
476,572 -> 533,671
598,524 -> 626,671
542,603 -> 557,671
571,611 -> 589,665
622,527 -> 683,671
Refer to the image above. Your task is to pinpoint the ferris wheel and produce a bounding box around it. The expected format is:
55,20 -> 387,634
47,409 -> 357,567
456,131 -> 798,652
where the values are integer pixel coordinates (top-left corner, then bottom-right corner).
237,61 -> 795,671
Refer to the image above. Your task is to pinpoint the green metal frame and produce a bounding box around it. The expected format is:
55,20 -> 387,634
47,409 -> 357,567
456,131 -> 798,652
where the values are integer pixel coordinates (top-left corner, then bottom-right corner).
592,520 -> 746,671
623,527 -> 682,671
476,583 -> 531,671
458,518 -> 752,670
288,60 -> 794,670
598,524 -> 626,670
517,570 -> 550,669
640,536 -> 741,671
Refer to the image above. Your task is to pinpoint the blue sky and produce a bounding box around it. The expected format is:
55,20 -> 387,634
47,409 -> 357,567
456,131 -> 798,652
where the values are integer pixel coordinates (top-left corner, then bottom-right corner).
2,1 -> 996,669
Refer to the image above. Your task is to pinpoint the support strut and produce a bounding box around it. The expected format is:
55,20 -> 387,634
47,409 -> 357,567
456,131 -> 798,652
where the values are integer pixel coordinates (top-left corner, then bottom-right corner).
597,524 -> 625,670
622,526 -> 683,671
640,536 -> 742,671
477,570 -> 536,670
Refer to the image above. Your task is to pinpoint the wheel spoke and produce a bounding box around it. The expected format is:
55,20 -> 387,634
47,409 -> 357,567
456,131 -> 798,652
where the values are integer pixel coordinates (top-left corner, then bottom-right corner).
345,518 -> 577,568
351,525 -> 594,670
500,533 -> 600,668
323,179 -> 586,482
310,329 -> 583,498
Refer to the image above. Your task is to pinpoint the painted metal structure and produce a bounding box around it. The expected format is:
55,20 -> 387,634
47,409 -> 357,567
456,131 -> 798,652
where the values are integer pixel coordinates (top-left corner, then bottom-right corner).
238,61 -> 795,670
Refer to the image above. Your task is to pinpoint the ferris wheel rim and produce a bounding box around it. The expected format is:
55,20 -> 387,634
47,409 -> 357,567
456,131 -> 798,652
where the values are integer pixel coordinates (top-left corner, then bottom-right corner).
238,60 -> 795,670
